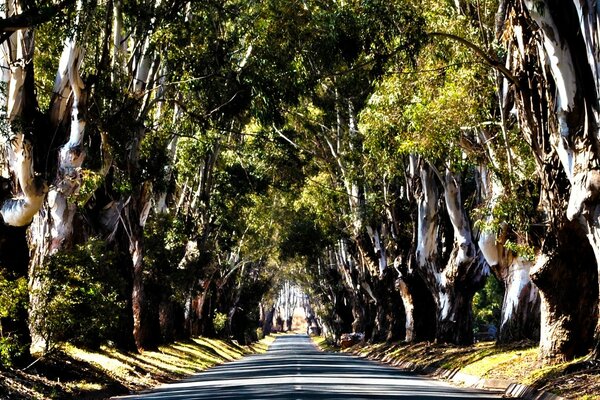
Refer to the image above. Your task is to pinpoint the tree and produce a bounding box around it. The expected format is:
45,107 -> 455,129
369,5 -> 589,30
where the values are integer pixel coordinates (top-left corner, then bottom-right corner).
499,0 -> 600,362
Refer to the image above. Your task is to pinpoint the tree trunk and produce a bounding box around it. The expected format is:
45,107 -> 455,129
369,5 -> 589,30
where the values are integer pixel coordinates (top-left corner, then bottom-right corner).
531,221 -> 598,362
411,160 -> 488,344
126,183 -> 160,351
477,166 -> 540,342
395,268 -> 436,342
501,0 -> 600,360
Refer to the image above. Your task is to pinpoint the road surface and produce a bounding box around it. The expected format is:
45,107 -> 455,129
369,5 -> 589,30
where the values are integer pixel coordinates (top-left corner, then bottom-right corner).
113,334 -> 503,399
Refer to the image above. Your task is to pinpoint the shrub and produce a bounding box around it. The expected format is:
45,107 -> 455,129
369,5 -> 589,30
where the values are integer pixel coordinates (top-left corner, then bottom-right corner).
31,238 -> 126,351
0,273 -> 28,366
473,274 -> 503,335
213,312 -> 228,336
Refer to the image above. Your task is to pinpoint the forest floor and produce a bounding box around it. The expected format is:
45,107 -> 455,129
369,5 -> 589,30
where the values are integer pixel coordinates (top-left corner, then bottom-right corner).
313,337 -> 600,400
0,335 -> 276,400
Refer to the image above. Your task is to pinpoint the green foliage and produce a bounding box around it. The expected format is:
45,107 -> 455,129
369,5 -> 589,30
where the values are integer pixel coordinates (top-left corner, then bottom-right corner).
0,272 -> 28,366
143,214 -> 188,307
213,312 -> 228,335
504,241 -> 536,262
472,274 -> 503,333
73,169 -> 104,207
32,239 -> 127,350
473,181 -> 538,258
279,206 -> 332,262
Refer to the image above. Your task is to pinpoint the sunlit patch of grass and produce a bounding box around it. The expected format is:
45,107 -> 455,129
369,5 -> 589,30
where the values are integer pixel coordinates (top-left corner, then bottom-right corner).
311,336 -> 338,352
65,343 -> 141,387
335,339 -> 598,399
523,356 -> 587,385
58,334 -> 276,397
65,381 -> 105,392
460,346 -> 538,379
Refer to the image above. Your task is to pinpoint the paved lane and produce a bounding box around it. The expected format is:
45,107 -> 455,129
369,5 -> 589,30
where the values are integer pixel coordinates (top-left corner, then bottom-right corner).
114,334 -> 502,399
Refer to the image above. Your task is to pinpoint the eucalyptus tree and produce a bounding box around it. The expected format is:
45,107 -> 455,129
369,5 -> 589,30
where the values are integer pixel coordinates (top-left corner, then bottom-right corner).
497,0 -> 600,362
358,0 -> 544,345
0,0 -> 105,354
275,0 -> 426,340
360,1 -> 490,345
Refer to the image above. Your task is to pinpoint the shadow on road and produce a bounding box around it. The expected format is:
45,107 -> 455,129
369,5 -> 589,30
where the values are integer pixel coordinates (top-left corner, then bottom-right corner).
113,334 -> 503,399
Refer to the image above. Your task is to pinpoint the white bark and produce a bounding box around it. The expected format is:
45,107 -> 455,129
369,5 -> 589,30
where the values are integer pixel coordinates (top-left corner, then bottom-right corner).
477,166 -> 502,266
396,278 -> 414,342
501,257 -> 536,325
477,166 -> 539,339
133,36 -> 152,94
416,165 -> 439,268
444,170 -> 475,267
366,225 -> 387,275
0,140 -> 47,226
41,23 -> 86,252
0,25 -> 47,227
154,102 -> 180,213
524,1 -> 580,183
524,1 -> 591,189
111,0 -> 125,82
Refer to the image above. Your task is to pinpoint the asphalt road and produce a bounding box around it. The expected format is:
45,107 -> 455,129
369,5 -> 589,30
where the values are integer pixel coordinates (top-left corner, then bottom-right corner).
113,334 -> 502,399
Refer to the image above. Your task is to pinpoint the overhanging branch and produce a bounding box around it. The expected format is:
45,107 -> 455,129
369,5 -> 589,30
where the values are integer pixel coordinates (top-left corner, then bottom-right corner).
0,0 -> 75,42
428,31 -> 519,89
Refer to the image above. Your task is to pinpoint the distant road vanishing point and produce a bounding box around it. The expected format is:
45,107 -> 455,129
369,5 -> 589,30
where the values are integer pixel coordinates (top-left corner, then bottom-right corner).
113,334 -> 502,399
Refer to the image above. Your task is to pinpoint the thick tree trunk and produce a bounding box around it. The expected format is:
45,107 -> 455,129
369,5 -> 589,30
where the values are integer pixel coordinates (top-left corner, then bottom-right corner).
497,257 -> 540,342
531,221 -> 598,362
477,167 -> 540,342
0,21 -> 46,228
0,12 -> 48,353
501,0 -> 600,360
395,269 -> 436,342
159,295 -> 184,342
262,304 -> 275,335
411,160 -> 487,344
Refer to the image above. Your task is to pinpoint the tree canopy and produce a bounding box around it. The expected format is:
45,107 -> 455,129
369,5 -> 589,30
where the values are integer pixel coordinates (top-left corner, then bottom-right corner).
0,0 -> 599,370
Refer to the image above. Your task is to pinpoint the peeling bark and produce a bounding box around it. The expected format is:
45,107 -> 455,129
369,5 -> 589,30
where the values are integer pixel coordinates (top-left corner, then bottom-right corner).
410,159 -> 488,344
501,0 -> 600,360
0,24 -> 46,228
477,166 -> 540,342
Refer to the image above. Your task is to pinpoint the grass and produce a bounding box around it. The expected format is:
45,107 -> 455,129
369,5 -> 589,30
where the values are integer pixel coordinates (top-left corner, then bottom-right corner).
0,334 -> 276,399
313,337 -> 600,399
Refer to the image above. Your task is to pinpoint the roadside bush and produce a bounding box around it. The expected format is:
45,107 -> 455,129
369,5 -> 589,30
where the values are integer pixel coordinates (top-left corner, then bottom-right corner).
0,273 -> 28,366
213,312 -> 228,336
472,274 -> 503,336
31,238 -> 127,351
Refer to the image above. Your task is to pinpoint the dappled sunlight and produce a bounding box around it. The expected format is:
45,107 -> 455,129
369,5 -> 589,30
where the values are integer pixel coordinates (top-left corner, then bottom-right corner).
114,334 -> 500,400
53,336 -> 274,398
195,338 -> 246,360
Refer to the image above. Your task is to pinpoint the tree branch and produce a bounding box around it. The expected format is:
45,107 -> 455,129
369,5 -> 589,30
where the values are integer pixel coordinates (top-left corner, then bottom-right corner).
428,31 -> 520,89
0,0 -> 75,38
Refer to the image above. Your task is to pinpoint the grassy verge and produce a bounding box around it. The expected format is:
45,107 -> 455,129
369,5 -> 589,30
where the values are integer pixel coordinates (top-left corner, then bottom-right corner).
312,337 -> 600,399
0,335 -> 276,400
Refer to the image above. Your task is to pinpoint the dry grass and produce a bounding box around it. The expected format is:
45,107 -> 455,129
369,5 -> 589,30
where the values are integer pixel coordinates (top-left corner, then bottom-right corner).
313,337 -> 600,399
0,335 -> 275,400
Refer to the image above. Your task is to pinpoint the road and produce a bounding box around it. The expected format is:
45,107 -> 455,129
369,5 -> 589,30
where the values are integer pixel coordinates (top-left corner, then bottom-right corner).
113,334 -> 502,399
